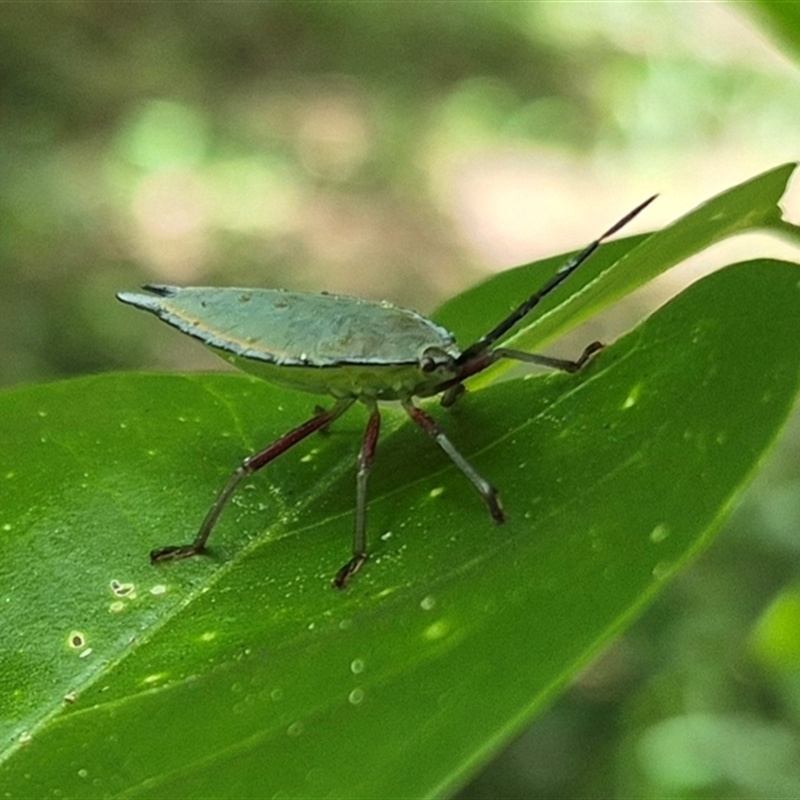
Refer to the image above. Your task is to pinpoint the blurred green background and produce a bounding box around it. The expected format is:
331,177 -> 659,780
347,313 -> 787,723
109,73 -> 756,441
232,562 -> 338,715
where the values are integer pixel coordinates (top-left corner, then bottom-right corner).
2,2 -> 800,797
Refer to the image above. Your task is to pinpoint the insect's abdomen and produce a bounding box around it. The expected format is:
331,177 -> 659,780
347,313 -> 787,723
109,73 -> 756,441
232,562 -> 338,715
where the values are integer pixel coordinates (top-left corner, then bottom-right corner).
220,351 -> 430,401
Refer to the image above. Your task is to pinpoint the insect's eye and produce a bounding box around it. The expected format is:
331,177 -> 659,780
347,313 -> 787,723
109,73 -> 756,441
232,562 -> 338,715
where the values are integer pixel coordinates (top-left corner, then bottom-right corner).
419,347 -> 453,373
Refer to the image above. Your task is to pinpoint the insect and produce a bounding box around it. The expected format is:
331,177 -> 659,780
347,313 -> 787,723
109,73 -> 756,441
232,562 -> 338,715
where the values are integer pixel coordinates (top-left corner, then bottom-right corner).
118,196 -> 654,588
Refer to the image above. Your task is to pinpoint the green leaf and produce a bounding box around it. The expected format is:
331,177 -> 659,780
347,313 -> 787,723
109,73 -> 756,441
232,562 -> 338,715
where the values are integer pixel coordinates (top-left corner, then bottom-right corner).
3,258 -> 800,798
744,1 -> 800,64
434,162 -> 800,377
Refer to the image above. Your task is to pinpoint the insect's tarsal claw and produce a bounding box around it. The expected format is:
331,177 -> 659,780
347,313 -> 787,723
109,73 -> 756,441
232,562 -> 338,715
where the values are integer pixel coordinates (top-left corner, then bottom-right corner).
150,544 -> 205,563
488,490 -> 505,525
573,340 -> 605,371
333,554 -> 367,589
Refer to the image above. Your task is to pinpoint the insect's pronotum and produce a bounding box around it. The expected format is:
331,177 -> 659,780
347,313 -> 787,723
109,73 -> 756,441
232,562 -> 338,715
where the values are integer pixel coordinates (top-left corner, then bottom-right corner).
118,196 -> 655,588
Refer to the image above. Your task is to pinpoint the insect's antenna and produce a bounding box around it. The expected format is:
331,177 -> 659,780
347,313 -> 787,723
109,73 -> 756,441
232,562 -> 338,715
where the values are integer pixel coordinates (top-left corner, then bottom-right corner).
457,194 -> 657,363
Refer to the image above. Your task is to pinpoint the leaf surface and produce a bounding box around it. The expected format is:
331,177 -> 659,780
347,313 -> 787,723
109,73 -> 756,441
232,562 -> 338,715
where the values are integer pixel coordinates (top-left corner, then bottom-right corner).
3,259 -> 800,797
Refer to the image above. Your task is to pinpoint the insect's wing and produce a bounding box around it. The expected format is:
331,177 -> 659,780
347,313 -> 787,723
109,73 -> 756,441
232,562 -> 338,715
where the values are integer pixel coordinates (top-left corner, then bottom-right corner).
117,285 -> 458,367
117,285 -> 297,363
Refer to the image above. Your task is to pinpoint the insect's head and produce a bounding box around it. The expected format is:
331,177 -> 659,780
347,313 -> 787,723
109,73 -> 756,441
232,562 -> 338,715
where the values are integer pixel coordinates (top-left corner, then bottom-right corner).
419,345 -> 458,377
407,345 -> 462,399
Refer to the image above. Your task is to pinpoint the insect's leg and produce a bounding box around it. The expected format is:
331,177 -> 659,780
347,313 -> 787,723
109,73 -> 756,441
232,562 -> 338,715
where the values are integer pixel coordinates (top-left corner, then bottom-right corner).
333,403 -> 381,589
490,341 -> 604,373
313,405 -> 334,435
151,397 -> 355,563
440,382 -> 466,408
441,340 -> 602,409
454,340 -> 604,387
402,399 -> 504,524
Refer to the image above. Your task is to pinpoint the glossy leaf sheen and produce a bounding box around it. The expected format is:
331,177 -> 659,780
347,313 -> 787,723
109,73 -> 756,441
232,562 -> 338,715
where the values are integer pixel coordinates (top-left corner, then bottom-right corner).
2,259 -> 800,798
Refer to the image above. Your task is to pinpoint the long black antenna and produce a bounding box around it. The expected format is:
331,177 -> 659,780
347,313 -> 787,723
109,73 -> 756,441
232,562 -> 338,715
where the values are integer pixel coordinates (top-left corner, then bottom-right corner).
456,194 -> 657,364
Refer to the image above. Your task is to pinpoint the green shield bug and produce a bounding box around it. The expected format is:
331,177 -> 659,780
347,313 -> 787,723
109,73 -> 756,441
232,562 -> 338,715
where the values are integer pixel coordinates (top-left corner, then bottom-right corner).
118,196 -> 655,588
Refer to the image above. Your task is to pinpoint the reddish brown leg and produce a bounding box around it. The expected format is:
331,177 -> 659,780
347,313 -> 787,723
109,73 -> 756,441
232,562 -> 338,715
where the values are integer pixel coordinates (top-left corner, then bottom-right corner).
333,404 -> 381,589
151,398 -> 355,563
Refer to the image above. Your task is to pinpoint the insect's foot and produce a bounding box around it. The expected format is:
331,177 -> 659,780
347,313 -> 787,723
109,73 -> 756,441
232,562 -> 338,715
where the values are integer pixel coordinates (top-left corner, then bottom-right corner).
150,544 -> 205,563
333,554 -> 367,590
487,490 -> 505,525
573,340 -> 605,371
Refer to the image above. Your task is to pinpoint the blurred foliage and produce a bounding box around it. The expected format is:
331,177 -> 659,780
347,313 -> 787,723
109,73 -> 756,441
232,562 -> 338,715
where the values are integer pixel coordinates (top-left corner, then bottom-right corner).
0,1 -> 569,385
2,2 -> 800,798
3,2 -> 800,386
